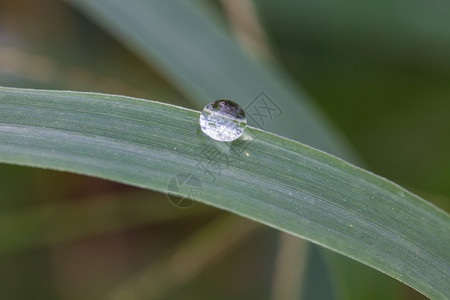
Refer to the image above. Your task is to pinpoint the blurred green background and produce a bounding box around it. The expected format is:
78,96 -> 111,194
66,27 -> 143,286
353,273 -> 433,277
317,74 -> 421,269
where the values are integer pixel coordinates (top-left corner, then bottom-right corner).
0,0 -> 448,299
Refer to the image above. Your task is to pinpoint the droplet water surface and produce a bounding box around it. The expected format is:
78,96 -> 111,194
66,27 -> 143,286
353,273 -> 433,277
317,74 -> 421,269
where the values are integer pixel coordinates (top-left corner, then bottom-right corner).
199,100 -> 246,142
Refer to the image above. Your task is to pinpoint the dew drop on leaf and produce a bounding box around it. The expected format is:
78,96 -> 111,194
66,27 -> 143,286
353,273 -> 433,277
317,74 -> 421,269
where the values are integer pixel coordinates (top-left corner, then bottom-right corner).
199,99 -> 246,142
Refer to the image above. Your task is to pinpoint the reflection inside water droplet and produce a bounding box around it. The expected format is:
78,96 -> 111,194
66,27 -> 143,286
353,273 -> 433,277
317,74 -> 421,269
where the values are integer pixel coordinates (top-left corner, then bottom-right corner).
199,100 -> 246,142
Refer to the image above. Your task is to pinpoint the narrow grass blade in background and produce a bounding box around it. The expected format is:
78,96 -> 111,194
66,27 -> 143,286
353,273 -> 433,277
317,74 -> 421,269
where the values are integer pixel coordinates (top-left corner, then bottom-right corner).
0,87 -> 448,298
63,0 -> 358,163
111,215 -> 260,300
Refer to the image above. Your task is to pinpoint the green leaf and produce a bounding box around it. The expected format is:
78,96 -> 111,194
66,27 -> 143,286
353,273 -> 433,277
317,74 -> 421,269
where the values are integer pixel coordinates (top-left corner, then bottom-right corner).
58,1 -> 387,297
0,87 -> 448,298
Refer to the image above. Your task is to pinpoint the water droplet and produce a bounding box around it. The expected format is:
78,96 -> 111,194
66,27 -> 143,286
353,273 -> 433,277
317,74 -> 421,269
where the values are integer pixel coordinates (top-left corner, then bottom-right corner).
199,100 -> 246,142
